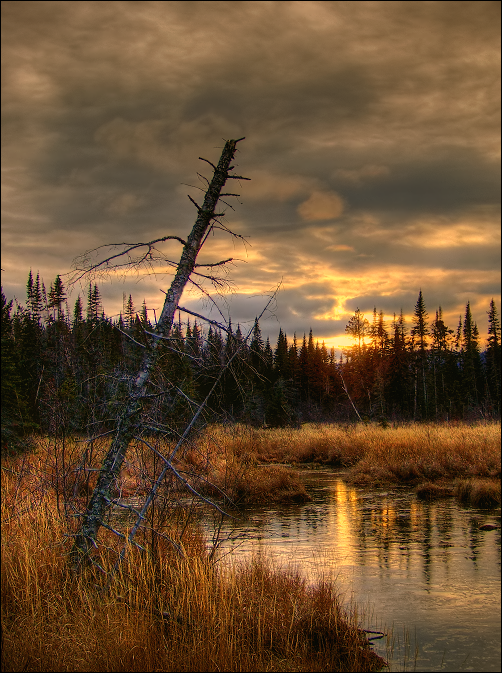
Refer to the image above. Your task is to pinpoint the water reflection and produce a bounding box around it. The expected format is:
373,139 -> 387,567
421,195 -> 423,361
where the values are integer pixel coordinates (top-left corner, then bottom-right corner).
203,469 -> 501,672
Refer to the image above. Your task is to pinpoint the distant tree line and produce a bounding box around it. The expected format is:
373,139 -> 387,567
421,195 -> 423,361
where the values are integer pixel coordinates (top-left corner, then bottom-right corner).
1,272 -> 500,451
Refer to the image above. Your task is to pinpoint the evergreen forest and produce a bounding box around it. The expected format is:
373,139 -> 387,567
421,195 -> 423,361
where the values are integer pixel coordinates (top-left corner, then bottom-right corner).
2,271 -> 501,453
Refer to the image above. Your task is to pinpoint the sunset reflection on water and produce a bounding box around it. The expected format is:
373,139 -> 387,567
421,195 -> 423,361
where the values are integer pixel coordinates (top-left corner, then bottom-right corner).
203,469 -> 501,672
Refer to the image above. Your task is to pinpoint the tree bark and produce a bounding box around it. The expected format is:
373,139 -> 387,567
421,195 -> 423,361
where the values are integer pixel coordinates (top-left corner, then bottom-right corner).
70,138 -> 245,573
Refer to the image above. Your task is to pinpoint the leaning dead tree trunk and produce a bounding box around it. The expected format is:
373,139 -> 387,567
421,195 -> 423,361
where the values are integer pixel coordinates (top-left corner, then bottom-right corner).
70,137 -> 246,573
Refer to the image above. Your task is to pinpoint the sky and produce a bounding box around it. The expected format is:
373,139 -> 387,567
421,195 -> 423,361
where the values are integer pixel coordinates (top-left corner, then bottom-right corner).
2,0 -> 500,352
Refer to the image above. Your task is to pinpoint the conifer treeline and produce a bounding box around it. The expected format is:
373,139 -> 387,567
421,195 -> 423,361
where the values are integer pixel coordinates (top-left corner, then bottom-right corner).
1,272 -> 501,449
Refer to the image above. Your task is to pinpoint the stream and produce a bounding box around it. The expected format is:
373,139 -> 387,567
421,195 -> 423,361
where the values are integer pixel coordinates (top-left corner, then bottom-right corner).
202,468 -> 501,672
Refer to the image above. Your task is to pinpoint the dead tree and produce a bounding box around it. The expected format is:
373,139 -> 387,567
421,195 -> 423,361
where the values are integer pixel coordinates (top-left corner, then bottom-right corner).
70,138 -> 249,573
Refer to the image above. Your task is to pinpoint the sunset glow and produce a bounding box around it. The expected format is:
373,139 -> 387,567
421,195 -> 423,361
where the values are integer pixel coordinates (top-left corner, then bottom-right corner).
1,1 -> 500,349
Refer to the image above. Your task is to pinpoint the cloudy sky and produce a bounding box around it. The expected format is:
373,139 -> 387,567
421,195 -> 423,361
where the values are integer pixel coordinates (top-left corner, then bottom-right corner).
2,0 -> 500,351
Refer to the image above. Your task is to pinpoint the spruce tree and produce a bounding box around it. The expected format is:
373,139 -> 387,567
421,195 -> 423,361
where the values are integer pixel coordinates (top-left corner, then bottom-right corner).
73,296 -> 83,326
140,299 -> 149,327
1,288 -> 33,451
249,317 -> 265,384
377,310 -> 389,354
410,291 -> 430,418
429,307 -> 456,419
48,274 -> 66,321
485,299 -> 501,412
124,294 -> 135,329
288,333 -> 300,388
27,271 -> 44,325
345,308 -> 370,354
411,290 -> 429,353
387,310 -> 411,418
86,283 -> 102,323
299,333 -> 309,402
274,328 -> 289,380
461,302 -> 482,410
263,337 -> 274,377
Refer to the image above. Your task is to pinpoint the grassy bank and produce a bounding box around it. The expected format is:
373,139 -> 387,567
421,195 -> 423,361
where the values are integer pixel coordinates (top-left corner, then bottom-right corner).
3,423 -> 498,669
1,461 -> 385,672
193,422 -> 500,506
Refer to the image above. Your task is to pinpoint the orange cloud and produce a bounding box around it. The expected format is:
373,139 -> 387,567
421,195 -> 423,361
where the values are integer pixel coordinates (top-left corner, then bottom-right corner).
297,190 -> 344,221
326,244 -> 355,252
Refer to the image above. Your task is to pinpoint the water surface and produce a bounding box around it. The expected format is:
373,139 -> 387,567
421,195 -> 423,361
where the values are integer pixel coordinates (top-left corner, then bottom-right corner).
203,469 -> 501,672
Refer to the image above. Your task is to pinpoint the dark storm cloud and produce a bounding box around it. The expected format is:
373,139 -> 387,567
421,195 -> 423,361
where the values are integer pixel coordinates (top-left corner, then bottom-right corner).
334,148 -> 501,215
2,0 -> 500,346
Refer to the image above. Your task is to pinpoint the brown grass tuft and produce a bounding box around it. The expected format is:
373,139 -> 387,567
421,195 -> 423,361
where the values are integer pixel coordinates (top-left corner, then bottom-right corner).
416,482 -> 455,500
454,478 -> 501,508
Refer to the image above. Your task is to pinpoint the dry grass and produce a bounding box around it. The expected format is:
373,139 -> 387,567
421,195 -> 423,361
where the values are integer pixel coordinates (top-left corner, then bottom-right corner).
454,478 -> 501,508
15,422 -> 498,509
194,459 -> 312,505
415,482 -> 455,500
193,422 -> 500,490
1,454 -> 385,672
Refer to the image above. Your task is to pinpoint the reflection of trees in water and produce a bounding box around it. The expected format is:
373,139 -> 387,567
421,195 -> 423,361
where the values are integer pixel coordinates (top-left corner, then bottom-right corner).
215,475 -> 499,583
328,480 -> 499,583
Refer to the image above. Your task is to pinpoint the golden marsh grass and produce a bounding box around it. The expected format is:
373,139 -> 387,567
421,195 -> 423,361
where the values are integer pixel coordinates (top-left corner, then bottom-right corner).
1,458 -> 385,672
194,422 -> 500,503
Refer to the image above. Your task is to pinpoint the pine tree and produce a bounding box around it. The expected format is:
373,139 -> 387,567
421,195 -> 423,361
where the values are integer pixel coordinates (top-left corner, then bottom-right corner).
48,274 -> 66,321
73,296 -> 83,326
485,299 -> 501,413
1,288 -> 33,451
387,310 -> 411,418
26,270 -> 34,308
370,306 -> 378,352
140,299 -> 149,327
124,294 -> 135,329
454,316 -> 462,352
429,307 -> 456,419
299,333 -> 309,402
16,283 -> 44,427
263,337 -> 274,377
461,301 -> 482,410
409,291 -> 430,418
186,320 -> 202,364
431,307 -> 453,352
87,284 -> 102,323
345,308 -> 370,354
274,328 -> 289,380
250,318 -> 264,378
377,311 -> 389,354
27,271 -> 44,324
411,290 -> 429,353
288,333 -> 300,387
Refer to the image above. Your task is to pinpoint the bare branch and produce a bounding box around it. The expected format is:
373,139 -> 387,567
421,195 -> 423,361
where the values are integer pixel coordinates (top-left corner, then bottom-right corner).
99,521 -> 146,551
194,258 -> 233,268
185,278 -> 231,324
218,199 -> 236,211
177,306 -> 231,333
116,327 -> 147,349
187,194 -> 202,211
196,172 -> 210,186
199,157 -> 217,171
69,236 -> 186,285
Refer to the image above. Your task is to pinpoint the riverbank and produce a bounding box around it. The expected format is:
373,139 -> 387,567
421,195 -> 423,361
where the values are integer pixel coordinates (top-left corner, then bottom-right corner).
191,421 -> 500,507
1,460 -> 385,672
